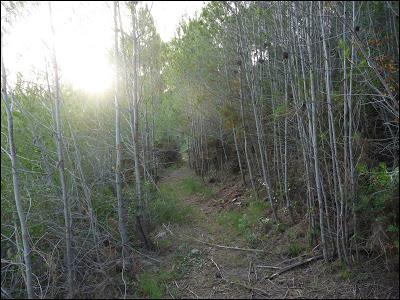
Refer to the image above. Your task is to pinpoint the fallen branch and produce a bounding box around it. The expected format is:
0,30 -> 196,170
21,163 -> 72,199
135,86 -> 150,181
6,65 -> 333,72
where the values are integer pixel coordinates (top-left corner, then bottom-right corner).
190,237 -> 266,253
275,253 -> 308,266
210,257 -> 222,274
130,248 -> 161,264
256,265 -> 281,269
268,255 -> 324,280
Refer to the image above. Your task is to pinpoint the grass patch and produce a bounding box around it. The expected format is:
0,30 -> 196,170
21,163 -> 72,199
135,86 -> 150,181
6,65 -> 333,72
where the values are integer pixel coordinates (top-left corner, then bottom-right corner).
181,177 -> 214,197
339,268 -> 351,280
325,259 -> 352,280
145,175 -> 214,227
149,185 -> 194,225
217,198 -> 268,245
217,199 -> 268,232
138,272 -> 163,299
287,242 -> 304,257
137,250 -> 194,298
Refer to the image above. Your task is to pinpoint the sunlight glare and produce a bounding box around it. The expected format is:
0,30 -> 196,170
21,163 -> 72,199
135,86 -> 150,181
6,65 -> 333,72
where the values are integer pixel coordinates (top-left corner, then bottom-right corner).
61,52 -> 113,94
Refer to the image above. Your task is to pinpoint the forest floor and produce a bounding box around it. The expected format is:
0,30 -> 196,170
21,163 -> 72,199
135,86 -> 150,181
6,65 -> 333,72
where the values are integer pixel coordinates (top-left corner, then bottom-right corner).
134,165 -> 399,299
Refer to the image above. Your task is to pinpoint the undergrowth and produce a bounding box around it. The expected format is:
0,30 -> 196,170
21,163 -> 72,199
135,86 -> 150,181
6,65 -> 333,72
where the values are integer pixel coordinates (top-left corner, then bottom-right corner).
217,197 -> 268,246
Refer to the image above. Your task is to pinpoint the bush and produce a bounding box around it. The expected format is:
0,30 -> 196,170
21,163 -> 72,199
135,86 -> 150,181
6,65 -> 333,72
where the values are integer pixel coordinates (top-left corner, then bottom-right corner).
357,163 -> 399,247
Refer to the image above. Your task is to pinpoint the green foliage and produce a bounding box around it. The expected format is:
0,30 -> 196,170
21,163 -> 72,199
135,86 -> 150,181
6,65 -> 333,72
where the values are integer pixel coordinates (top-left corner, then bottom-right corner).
287,242 -> 304,257
91,187 -> 117,224
272,103 -> 288,120
338,38 -> 350,58
222,104 -> 240,129
357,163 -> 398,223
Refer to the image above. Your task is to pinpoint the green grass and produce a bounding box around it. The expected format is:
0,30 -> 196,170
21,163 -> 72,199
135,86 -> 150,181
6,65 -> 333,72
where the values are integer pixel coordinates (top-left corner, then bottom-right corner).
140,174 -> 215,228
325,259 -> 352,280
138,251 -> 192,298
217,198 -> 268,243
287,242 -> 304,257
138,273 -> 163,299
339,268 -> 351,280
181,177 -> 214,197
149,185 -> 194,225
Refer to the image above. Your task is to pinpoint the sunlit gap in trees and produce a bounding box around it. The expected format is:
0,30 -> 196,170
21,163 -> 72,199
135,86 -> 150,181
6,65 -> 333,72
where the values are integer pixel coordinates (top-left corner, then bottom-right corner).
3,1 -> 114,94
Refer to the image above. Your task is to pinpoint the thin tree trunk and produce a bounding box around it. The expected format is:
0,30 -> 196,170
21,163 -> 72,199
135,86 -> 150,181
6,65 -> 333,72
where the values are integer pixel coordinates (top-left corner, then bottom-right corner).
233,127 -> 246,185
306,3 -> 328,260
113,1 -> 130,271
49,3 -> 74,296
130,1 -> 152,249
1,46 -> 35,299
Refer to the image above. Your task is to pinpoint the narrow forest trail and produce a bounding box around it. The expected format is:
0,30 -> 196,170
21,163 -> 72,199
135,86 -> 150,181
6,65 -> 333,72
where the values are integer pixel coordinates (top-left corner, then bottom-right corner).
152,166 -> 275,299
139,165 -> 399,299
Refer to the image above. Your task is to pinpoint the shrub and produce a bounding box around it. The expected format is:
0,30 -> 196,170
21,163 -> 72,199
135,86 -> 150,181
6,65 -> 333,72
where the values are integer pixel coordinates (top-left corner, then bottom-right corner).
357,163 -> 399,247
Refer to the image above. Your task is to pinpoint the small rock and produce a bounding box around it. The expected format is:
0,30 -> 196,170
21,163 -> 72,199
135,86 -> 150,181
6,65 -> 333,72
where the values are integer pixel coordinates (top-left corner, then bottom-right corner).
190,248 -> 200,256
215,271 -> 222,279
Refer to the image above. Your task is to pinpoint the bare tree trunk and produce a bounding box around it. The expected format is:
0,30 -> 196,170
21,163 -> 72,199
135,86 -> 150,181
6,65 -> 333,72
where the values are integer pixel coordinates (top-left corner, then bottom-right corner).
237,43 -> 257,198
306,3 -> 328,260
49,3 -> 74,296
234,4 -> 278,221
283,62 -> 293,224
348,0 -> 359,262
113,1 -> 130,271
1,45 -> 35,299
233,127 -> 246,185
130,1 -> 152,249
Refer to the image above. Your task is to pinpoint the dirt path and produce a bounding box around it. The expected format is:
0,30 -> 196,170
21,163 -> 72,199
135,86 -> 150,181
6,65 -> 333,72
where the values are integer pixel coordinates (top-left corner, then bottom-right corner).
151,166 -> 274,299
142,166 -> 399,299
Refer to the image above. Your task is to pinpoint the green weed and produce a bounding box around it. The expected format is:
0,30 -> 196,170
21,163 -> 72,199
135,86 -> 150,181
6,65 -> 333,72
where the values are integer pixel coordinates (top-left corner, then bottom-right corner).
339,268 -> 351,280
138,273 -> 163,299
288,243 -> 304,257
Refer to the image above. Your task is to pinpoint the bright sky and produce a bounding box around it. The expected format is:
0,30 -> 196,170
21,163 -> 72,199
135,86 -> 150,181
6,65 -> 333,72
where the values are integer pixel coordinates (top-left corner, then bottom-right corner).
2,1 -> 205,93
147,1 -> 204,41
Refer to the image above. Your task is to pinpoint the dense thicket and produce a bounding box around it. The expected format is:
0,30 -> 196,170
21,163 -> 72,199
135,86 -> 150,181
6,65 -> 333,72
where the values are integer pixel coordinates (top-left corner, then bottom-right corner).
1,1 -> 399,299
164,0 -> 399,263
